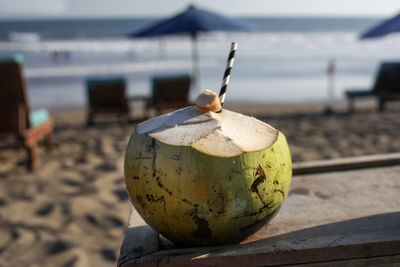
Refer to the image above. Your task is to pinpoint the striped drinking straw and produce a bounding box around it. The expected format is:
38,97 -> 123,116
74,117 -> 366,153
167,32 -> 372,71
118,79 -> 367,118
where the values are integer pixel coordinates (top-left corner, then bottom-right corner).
219,42 -> 238,107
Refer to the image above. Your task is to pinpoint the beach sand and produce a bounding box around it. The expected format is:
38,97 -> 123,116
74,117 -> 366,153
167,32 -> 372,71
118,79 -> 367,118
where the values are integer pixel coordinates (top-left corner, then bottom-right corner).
1,101 -> 400,266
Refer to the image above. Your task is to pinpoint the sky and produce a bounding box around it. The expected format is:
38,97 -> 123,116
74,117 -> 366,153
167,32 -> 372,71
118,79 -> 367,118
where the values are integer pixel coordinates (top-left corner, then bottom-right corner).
0,0 -> 400,19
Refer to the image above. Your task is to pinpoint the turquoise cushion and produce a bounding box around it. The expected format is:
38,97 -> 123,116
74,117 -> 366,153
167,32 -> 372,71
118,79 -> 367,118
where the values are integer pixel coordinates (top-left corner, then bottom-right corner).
0,54 -> 24,64
29,109 -> 50,128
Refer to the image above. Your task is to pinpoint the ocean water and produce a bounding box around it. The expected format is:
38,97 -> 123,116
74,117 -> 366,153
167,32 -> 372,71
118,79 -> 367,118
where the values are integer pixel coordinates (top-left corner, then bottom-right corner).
1,16 -> 399,109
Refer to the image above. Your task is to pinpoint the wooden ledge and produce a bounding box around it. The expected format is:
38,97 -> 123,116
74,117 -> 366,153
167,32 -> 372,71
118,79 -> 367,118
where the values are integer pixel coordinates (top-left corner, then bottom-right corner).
118,160 -> 400,267
293,153 -> 400,175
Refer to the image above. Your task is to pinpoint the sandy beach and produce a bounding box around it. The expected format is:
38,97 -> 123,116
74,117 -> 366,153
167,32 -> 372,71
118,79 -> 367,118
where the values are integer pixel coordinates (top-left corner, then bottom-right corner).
1,101 -> 400,266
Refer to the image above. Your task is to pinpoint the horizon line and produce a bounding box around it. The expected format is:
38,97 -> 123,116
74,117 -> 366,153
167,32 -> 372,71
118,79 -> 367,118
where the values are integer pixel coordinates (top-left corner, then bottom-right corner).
0,14 -> 386,21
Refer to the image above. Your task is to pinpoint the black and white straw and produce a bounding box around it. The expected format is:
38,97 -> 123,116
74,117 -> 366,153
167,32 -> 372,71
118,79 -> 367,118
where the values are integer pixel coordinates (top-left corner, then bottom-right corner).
219,42 -> 238,106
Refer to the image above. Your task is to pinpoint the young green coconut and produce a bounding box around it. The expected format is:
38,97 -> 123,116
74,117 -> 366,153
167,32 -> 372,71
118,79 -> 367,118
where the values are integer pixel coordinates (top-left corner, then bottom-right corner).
124,90 -> 292,246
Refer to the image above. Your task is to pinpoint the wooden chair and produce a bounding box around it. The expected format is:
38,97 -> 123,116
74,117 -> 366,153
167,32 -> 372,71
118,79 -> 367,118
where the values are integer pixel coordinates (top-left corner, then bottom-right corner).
0,55 -> 53,171
345,62 -> 400,112
146,74 -> 192,115
86,77 -> 130,125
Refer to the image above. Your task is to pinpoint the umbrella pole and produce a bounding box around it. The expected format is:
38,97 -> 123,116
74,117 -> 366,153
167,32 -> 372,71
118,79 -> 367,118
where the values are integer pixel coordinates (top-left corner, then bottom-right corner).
326,58 -> 336,113
191,33 -> 200,93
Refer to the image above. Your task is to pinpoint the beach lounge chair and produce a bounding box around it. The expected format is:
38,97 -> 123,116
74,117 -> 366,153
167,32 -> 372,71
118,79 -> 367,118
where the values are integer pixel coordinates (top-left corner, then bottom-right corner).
0,55 -> 53,170
345,62 -> 400,112
146,74 -> 191,115
86,77 -> 130,125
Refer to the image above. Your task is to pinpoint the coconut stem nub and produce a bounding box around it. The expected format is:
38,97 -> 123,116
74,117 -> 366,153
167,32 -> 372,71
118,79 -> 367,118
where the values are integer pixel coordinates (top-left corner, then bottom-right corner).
195,90 -> 222,113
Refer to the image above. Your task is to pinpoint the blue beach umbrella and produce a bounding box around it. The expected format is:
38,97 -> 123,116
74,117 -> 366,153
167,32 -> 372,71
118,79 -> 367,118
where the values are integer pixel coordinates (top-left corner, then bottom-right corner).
360,13 -> 400,39
130,5 -> 254,91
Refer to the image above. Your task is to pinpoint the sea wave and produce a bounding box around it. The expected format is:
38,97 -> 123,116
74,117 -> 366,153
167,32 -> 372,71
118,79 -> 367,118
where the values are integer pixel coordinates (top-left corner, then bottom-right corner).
0,32 -> 366,52
25,59 -> 217,78
1,31 -> 399,60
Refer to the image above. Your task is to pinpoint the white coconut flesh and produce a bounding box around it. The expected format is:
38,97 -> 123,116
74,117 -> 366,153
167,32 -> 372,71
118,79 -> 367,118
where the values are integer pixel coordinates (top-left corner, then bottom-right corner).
136,106 -> 278,157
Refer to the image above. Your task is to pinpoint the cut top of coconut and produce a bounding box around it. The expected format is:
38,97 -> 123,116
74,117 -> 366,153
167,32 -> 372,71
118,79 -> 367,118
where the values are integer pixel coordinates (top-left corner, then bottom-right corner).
136,106 -> 279,157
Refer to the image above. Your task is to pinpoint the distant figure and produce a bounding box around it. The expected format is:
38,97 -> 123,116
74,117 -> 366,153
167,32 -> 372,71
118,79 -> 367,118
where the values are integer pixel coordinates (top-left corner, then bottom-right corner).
51,50 -> 71,63
51,51 -> 60,62
128,43 -> 135,59
325,58 -> 336,114
63,50 -> 71,61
